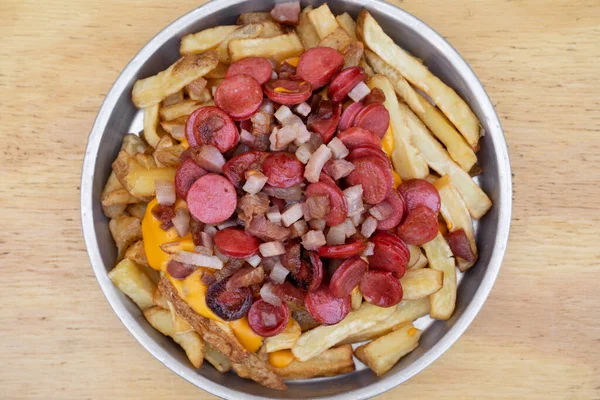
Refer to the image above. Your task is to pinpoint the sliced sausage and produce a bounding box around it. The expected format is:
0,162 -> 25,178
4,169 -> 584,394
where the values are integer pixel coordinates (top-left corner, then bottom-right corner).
262,152 -> 305,188
272,281 -> 305,311
206,278 -> 253,321
367,232 -> 409,278
304,285 -> 351,325
307,100 -> 342,144
296,47 -> 344,90
288,250 -> 323,292
375,190 -> 406,231
360,270 -> 403,307
345,156 -> 393,204
338,102 -> 365,131
353,103 -> 390,138
214,75 -> 263,120
222,150 -> 268,187
336,127 -> 381,150
185,106 -> 240,153
328,66 -> 367,103
225,57 -> 273,86
174,158 -> 208,199
264,79 -> 312,105
329,256 -> 368,298
214,228 -> 261,258
362,87 -> 386,105
347,144 -> 390,165
396,205 -> 439,245
445,229 -> 476,262
305,182 -> 348,226
398,179 -> 441,215
187,173 -> 237,224
248,299 -> 290,337
318,172 -> 337,187
166,259 -> 196,280
318,239 -> 367,259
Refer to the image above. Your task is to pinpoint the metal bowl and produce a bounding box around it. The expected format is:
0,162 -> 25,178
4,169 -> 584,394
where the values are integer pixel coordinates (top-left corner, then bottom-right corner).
81,0 -> 511,398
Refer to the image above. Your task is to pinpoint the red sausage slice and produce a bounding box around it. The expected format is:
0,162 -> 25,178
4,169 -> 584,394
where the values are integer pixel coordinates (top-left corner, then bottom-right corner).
396,205 -> 439,245
375,190 -> 407,231
248,299 -> 290,337
166,259 -> 196,280
353,103 -> 390,138
398,179 -> 441,215
319,172 -> 337,187
318,239 -> 367,259
305,182 -> 348,226
264,79 -> 312,105
307,101 -> 342,144
336,127 -> 381,150
174,158 -> 208,199
272,281 -> 305,311
214,75 -> 263,120
187,174 -> 237,224
362,87 -> 386,105
445,229 -> 476,262
262,152 -> 305,188
288,251 -> 323,292
368,232 -> 409,278
328,67 -> 368,103
347,144 -> 390,165
296,47 -> 344,90
329,257 -> 368,298
360,270 -> 403,307
225,57 -> 273,86
222,150 -> 268,187
345,157 -> 393,205
185,106 -> 240,153
214,228 -> 261,258
206,278 -> 253,321
338,102 -> 365,131
305,285 -> 351,325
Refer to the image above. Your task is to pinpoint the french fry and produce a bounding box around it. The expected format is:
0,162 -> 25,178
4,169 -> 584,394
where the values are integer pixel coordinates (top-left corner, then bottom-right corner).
188,86 -> 212,102
143,306 -> 204,368
367,75 -> 429,180
101,189 -> 139,206
132,51 -> 219,108
120,133 -> 148,155
296,6 -> 320,49
343,41 -> 364,69
237,12 -> 273,25
143,103 -> 161,148
126,202 -> 148,220
217,24 -> 265,64
159,100 -> 204,121
410,251 -> 429,270
102,204 -> 126,219
152,287 -> 170,309
308,3 -> 339,40
259,21 -> 285,38
407,244 -> 422,268
351,285 -> 363,310
112,150 -> 177,198
319,27 -> 352,52
167,301 -> 193,334
264,319 -> 301,352
400,268 -> 443,300
102,172 -> 131,218
108,258 -> 156,309
153,136 -> 185,168
336,13 -> 357,41
162,90 -> 184,107
292,302 -> 396,361
109,215 -> 142,259
398,102 -> 492,218
160,116 -> 187,134
434,175 -> 478,271
204,343 -> 232,372
134,153 -> 158,170
274,345 -> 355,379
357,10 -> 481,149
422,233 -> 456,320
228,33 -> 304,63
354,323 -> 421,376
180,25 -> 239,55
204,63 -> 229,79
359,58 -> 375,76
340,298 -> 429,345
125,240 -> 149,268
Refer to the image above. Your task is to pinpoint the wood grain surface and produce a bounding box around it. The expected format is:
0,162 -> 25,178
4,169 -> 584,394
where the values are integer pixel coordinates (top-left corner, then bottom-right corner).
1,0 -> 599,399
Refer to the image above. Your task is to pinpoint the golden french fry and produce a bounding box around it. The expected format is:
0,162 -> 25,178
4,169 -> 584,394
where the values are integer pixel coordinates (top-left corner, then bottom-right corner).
159,100 -> 204,121
112,150 -> 176,198
160,116 -> 187,134
102,172 -> 131,218
359,57 -> 375,76
217,24 -> 265,64
265,319 -> 301,352
336,13 -> 357,41
308,3 -> 339,40
351,286 -> 363,310
296,6 -> 320,49
134,153 -> 158,170
204,343 -> 232,373
409,251 -> 429,270
407,245 -> 422,268
143,103 -> 161,148
318,26 -> 352,52
121,133 -> 148,155
125,240 -> 149,268
422,233 -> 456,320
152,287 -> 170,309
126,202 -> 148,220
259,21 -> 285,38
153,137 -> 185,168
167,301 -> 193,334
180,25 -> 239,55
109,258 -> 156,309
228,33 -> 304,63
101,189 -> 139,206
162,90 -> 184,107
399,102 -> 492,218
132,51 -> 219,108
109,215 -> 142,259
357,10 -> 481,148
188,86 -> 212,102
367,75 -> 429,180
354,323 -> 421,376
434,175 -> 478,271
400,268 -> 443,300
292,302 -> 397,361
237,12 -> 273,25
102,204 -> 126,219
343,41 -> 364,69
274,345 -> 355,379
340,298 -> 430,345
204,63 -> 228,79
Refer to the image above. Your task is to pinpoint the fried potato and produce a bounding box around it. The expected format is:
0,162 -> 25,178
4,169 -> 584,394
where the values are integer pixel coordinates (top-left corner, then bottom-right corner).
259,21 -> 285,38
167,301 -> 194,334
343,41 -> 364,69
132,51 -> 219,108
120,133 -> 148,155
407,245 -> 422,268
109,215 -> 142,259
354,323 -> 421,376
336,13 -> 357,41
160,116 -> 187,134
162,90 -> 184,107
422,233 -> 456,320
264,319 -> 301,353
112,150 -> 177,198
102,172 -> 130,218
398,102 -> 492,218
409,251 -> 429,270
274,345 -> 355,379
152,287 -> 170,309
292,310 -> 320,332
153,135 -> 185,168
143,306 -> 204,368
217,24 -> 265,64
134,153 -> 158,169
367,75 -> 429,180
180,25 -> 239,55
292,302 -> 396,361
125,240 -> 149,268
318,27 -> 352,52
159,100 -> 203,121
308,3 -> 339,40
204,63 -> 228,79
204,343 -> 232,373
108,258 -> 156,309
126,202 -> 148,220
143,103 -> 161,148
296,6 -> 320,49
102,204 -> 126,219
434,175 -> 478,271
357,10 -> 481,149
102,189 -> 139,206
351,285 -> 363,310
228,33 -> 304,63
187,86 -> 212,102
340,298 -> 430,345
359,58 -> 375,77
237,12 -> 273,25
400,268 -> 443,300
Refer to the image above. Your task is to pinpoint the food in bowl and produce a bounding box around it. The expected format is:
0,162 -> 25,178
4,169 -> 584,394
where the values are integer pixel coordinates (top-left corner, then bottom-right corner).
102,2 -> 492,390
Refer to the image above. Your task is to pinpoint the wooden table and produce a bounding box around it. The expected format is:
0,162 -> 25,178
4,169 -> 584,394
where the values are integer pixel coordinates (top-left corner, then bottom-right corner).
1,0 -> 598,398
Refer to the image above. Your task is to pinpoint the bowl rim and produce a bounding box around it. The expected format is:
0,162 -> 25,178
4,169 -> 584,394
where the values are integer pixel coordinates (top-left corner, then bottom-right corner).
80,1 -> 512,399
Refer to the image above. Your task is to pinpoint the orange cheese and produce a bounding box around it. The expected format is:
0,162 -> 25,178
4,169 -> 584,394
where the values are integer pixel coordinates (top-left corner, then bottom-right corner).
268,349 -> 295,368
392,171 -> 402,189
381,126 -> 394,158
283,56 -> 299,67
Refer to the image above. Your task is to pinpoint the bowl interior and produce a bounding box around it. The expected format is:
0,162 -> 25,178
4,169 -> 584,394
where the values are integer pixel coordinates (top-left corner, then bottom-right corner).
82,1 -> 510,399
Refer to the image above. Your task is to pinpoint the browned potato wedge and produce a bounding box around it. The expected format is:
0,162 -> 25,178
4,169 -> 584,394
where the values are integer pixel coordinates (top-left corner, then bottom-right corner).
217,24 -> 265,64
274,345 -> 355,379
237,12 -> 273,25
126,202 -> 148,220
102,204 -> 126,219
134,153 -> 158,169
102,171 -> 131,218
204,63 -> 229,79
180,25 -> 238,55
400,268 -> 443,300
228,33 -> 304,63
204,343 -> 232,373
109,215 -> 142,259
125,240 -> 149,268
292,310 -> 320,332
296,6 -> 320,49
152,287 -> 170,309
422,233 -> 456,320
343,41 -> 364,69
108,258 -> 156,309
259,21 -> 285,38
318,27 -> 352,52
162,90 -> 184,107
102,189 -> 140,206
359,57 -> 375,76
112,150 -> 176,198
120,133 -> 148,155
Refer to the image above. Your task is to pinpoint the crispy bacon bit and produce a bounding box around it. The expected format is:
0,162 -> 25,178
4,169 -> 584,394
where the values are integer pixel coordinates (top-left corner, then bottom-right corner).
190,217 -> 205,246
151,203 -> 175,230
239,193 -> 270,221
305,194 -> 330,220
226,266 -> 265,290
214,258 -> 244,282
290,220 -> 308,238
246,215 -> 291,242
201,271 -> 216,285
324,159 -> 356,180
